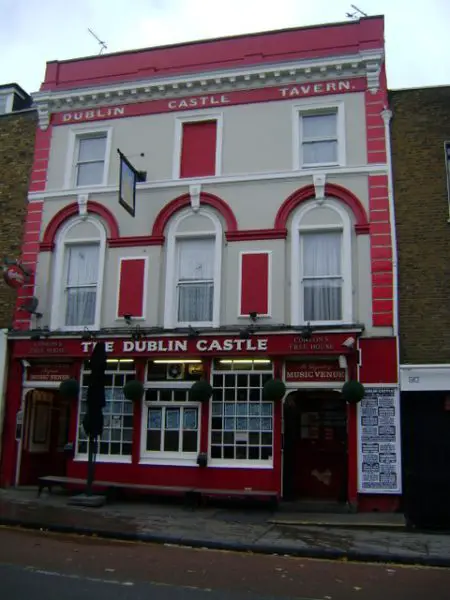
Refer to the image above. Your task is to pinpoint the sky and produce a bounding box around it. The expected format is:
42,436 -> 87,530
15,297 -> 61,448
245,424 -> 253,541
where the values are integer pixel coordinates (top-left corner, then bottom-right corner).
1,0 -> 449,94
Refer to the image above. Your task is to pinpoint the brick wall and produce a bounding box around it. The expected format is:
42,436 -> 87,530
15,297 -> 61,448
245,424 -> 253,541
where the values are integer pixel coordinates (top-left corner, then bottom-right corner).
0,110 -> 36,328
390,86 -> 450,364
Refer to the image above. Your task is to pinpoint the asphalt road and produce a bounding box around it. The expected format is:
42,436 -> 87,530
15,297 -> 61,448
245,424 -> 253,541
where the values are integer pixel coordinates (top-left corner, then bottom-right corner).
2,527 -> 450,600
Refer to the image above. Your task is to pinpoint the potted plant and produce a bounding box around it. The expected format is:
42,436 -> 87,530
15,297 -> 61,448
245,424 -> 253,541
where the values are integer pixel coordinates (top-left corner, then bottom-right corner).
123,379 -> 144,402
342,380 -> 365,404
59,378 -> 79,400
263,378 -> 286,401
189,380 -> 213,402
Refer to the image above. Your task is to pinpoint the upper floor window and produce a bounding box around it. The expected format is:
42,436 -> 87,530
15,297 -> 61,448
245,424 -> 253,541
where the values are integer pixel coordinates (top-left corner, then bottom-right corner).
0,95 -> 9,115
174,114 -> 222,179
65,243 -> 100,327
66,127 -> 111,188
76,134 -> 107,186
177,238 -> 214,323
293,101 -> 344,169
291,199 -> 352,325
164,208 -> 222,328
51,217 -> 106,331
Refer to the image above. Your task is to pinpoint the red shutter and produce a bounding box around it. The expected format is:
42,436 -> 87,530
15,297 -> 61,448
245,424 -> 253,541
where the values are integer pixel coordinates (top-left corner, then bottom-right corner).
240,253 -> 270,316
117,258 -> 146,318
180,121 -> 217,178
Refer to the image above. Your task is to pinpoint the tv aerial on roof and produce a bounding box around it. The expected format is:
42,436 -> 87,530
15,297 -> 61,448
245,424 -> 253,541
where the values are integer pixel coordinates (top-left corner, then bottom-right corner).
87,28 -> 108,55
346,4 -> 368,19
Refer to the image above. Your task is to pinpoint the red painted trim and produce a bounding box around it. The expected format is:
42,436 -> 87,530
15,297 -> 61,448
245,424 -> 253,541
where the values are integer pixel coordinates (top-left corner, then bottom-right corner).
347,352 -> 359,506
0,359 -> 23,486
40,201 -> 120,251
132,360 -> 145,465
152,192 -> 238,238
226,229 -> 287,241
240,253 -> 270,316
355,224 -> 370,235
180,120 -> 217,178
108,236 -> 165,248
274,183 -> 370,232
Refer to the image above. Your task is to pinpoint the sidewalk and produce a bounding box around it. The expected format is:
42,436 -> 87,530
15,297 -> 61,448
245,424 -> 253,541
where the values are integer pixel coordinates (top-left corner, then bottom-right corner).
1,488 -> 450,568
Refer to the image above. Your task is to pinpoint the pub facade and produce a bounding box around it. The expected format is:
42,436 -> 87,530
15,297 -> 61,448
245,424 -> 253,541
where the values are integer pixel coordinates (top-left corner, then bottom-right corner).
0,16 -> 400,511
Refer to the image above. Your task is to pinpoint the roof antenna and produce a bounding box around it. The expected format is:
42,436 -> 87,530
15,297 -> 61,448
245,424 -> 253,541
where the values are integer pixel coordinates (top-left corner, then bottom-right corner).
87,28 -> 108,54
346,4 -> 368,19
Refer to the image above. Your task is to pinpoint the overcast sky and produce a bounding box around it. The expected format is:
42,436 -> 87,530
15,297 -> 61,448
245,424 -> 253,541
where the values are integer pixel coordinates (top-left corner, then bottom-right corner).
1,0 -> 448,94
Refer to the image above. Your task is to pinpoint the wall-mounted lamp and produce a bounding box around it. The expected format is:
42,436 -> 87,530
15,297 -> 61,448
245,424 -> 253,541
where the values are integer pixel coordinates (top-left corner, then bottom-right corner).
338,355 -> 348,369
342,336 -> 356,349
123,314 -> 133,326
81,327 -> 95,342
132,325 -> 143,341
300,322 -> 313,340
188,325 -> 200,339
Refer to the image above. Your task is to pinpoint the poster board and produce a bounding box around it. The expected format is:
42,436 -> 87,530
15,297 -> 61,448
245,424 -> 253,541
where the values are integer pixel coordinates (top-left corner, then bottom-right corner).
357,386 -> 402,494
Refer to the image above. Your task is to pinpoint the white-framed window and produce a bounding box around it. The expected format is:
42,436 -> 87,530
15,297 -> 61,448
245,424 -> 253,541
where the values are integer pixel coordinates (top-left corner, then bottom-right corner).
291,199 -> 352,326
164,208 -> 222,328
50,216 -> 106,331
65,126 -> 112,189
210,359 -> 274,467
75,134 -> 107,186
76,359 -> 136,462
0,94 -> 12,115
141,360 -> 204,465
173,112 -> 223,179
293,100 -> 345,169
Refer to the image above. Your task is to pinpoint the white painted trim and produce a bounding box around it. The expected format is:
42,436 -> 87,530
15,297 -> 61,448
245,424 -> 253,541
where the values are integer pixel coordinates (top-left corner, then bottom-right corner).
172,111 -> 223,179
164,207 -> 222,329
74,455 -> 132,464
237,251 -> 272,318
207,461 -> 274,469
0,330 -> 9,466
140,400 -> 202,460
290,198 -> 353,326
28,163 -> 388,201
64,125 -> 112,190
50,215 -> 107,331
400,364 -> 450,391
292,97 -> 345,170
0,92 -> 15,114
23,381 -> 61,389
115,256 -> 148,320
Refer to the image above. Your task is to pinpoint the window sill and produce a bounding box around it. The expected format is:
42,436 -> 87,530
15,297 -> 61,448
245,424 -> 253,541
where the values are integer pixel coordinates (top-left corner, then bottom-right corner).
139,457 -> 199,467
299,162 -> 340,169
208,460 -> 274,469
74,455 -> 132,464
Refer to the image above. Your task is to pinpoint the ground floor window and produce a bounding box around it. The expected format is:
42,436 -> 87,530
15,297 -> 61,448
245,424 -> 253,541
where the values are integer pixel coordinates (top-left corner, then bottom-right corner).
142,360 -> 203,461
77,359 -> 136,460
210,359 -> 274,464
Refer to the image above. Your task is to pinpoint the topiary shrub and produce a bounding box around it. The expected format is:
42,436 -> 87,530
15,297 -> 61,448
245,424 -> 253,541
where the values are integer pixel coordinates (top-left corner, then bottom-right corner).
59,378 -> 79,400
189,380 -> 213,402
342,380 -> 365,404
263,378 -> 286,401
123,379 -> 144,402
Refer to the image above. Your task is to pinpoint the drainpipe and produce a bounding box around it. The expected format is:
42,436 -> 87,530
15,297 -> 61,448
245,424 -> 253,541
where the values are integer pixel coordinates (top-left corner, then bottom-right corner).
381,108 -> 400,381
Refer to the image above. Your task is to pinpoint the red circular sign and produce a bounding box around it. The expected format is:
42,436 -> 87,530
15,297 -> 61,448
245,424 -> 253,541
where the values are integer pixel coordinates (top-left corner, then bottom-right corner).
3,265 -> 26,289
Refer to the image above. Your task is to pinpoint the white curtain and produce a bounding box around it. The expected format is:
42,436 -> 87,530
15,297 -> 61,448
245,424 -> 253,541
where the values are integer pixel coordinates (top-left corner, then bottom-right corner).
177,238 -> 214,322
65,244 -> 99,326
302,113 -> 337,164
302,232 -> 342,321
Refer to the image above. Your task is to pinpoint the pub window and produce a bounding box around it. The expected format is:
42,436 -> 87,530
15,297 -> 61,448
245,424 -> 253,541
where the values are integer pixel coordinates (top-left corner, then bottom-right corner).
210,359 -> 274,464
141,360 -> 203,463
76,359 -> 136,461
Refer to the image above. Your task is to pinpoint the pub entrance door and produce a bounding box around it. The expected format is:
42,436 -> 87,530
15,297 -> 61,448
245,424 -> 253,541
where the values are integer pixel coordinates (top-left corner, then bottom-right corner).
19,389 -> 70,485
283,390 -> 348,501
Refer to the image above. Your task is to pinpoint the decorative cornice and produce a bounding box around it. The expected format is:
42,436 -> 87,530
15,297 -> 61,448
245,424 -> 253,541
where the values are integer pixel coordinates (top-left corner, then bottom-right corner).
37,102 -> 50,130
32,51 -> 384,120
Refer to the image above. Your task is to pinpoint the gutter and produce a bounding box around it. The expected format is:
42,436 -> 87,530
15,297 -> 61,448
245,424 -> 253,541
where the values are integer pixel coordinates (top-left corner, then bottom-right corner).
381,108 -> 401,380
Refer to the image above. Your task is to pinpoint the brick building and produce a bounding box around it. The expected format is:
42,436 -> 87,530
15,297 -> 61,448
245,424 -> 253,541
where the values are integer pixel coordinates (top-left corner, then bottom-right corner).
0,17 -> 401,511
390,86 -> 450,507
0,83 -> 36,470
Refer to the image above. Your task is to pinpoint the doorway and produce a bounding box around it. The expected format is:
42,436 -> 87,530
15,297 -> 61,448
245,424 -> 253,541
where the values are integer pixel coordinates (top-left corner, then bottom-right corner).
283,390 -> 347,501
19,389 -> 70,485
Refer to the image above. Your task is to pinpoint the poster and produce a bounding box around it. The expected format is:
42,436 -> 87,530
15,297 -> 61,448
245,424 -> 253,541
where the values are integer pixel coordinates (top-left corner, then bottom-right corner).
357,387 -> 402,494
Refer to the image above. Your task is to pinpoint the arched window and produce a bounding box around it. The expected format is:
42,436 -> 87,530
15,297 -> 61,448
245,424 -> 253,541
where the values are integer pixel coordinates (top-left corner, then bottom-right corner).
291,199 -> 352,325
50,216 -> 106,330
164,208 -> 222,328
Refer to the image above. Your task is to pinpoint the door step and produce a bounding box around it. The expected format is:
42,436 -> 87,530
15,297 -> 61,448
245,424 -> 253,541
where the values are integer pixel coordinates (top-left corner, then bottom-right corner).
278,500 -> 353,514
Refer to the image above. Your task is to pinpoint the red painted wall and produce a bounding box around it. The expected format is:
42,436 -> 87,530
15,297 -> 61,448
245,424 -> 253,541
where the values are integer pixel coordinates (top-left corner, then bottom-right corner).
41,17 -> 384,92
358,337 -> 398,384
240,253 -> 270,316
117,258 -> 146,318
180,121 -> 217,178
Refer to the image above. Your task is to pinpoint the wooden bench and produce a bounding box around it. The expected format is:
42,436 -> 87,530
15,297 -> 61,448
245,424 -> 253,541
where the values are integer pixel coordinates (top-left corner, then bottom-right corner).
37,475 -> 279,507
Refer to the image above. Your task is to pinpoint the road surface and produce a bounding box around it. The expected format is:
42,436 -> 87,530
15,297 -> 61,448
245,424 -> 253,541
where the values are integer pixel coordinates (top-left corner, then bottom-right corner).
1,526 -> 450,599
